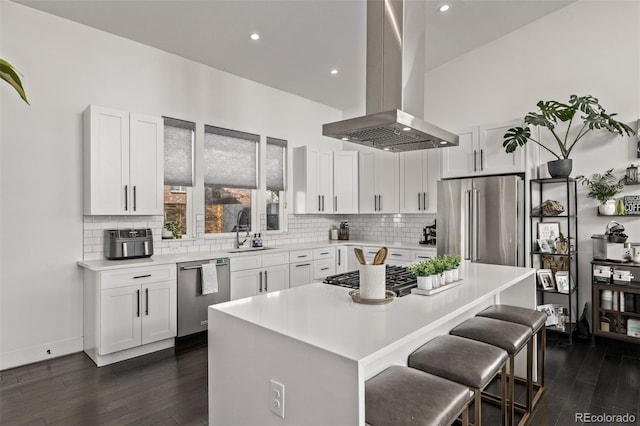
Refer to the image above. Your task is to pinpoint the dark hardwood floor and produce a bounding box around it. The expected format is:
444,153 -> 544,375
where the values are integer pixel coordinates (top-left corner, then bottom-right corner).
1,333 -> 639,425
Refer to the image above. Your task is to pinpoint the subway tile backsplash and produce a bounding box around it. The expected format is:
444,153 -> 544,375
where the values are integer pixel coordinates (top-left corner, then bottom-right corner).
83,213 -> 436,260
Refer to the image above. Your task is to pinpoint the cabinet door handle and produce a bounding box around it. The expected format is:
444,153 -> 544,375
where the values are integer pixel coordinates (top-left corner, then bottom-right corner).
423,192 -> 427,211
418,193 -> 421,211
338,249 -> 341,266
259,271 -> 263,292
133,186 -> 137,211
124,185 -> 129,211
334,195 -> 337,212
136,289 -> 140,317
318,195 -> 321,212
145,288 -> 149,316
480,149 -> 484,171
379,195 -> 382,211
322,195 -> 325,212
473,150 -> 477,172
264,270 -> 268,292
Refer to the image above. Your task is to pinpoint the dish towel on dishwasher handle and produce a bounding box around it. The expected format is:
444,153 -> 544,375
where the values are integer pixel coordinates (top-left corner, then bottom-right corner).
201,262 -> 219,295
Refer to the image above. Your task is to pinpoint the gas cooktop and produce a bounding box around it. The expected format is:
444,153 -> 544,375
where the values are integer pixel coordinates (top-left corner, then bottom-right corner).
323,265 -> 417,297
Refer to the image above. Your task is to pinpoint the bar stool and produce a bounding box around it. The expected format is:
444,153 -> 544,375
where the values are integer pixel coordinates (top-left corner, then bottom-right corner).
450,317 -> 532,426
365,365 -> 473,426
408,335 -> 509,426
476,304 -> 547,412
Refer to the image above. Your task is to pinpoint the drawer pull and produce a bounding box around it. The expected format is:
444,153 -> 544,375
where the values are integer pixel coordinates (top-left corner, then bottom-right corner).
391,253 -> 402,256
320,252 -> 329,255
297,255 -> 308,258
296,263 -> 311,267
133,274 -> 152,279
321,267 -> 329,271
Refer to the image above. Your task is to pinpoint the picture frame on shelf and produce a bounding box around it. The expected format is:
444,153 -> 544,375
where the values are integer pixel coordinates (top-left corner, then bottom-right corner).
537,239 -> 552,253
555,271 -> 570,293
537,269 -> 555,290
537,222 -> 561,240
536,303 -> 558,326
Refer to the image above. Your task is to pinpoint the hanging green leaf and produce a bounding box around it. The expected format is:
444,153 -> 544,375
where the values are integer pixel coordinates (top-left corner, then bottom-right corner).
0,58 -> 29,105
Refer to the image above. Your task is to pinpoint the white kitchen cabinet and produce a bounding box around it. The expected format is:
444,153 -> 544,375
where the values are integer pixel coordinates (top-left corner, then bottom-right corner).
313,258 -> 335,280
292,146 -> 334,213
83,105 -> 164,215
359,151 -> 399,213
362,246 -> 411,266
84,264 -> 177,366
441,119 -> 524,178
399,150 -> 439,213
412,249 -> 437,262
290,261 -> 313,288
230,253 -> 290,300
333,151 -> 359,213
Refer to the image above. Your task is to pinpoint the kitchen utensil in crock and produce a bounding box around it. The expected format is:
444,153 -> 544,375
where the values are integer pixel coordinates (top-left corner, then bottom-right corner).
354,248 -> 366,265
372,247 -> 388,265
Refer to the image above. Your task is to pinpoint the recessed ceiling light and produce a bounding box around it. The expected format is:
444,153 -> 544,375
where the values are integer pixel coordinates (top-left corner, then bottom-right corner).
250,33 -> 260,41
440,141 -> 448,145
341,137 -> 349,141
330,69 -> 339,75
439,4 -> 450,12
402,127 -> 411,131
383,147 -> 391,151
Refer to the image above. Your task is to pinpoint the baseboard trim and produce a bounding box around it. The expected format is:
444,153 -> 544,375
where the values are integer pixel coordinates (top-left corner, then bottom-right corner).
0,336 -> 83,371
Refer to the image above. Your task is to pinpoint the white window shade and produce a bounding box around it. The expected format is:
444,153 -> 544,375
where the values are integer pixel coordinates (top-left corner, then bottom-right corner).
163,117 -> 194,186
204,125 -> 259,189
266,137 -> 287,191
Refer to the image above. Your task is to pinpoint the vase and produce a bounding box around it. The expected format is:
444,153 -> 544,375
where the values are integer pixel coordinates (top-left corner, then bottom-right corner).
555,241 -> 568,254
417,276 -> 433,290
598,199 -> 616,216
452,268 -> 459,281
547,159 -> 572,178
444,270 -> 453,284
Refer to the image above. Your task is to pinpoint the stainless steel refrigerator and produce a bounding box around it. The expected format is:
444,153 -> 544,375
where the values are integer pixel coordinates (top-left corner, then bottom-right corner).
437,174 -> 525,266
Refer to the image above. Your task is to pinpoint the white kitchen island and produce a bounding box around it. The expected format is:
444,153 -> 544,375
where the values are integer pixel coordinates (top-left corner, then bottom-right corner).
208,261 -> 536,425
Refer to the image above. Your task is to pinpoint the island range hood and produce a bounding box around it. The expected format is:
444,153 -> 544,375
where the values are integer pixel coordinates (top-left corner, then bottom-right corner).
322,0 -> 458,152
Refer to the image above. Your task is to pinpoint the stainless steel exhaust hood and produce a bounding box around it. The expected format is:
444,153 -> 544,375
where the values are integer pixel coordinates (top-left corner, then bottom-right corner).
322,0 -> 458,152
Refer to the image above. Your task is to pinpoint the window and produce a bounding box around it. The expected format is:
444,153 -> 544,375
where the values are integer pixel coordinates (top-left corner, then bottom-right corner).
266,137 -> 287,231
204,125 -> 259,234
163,117 -> 194,238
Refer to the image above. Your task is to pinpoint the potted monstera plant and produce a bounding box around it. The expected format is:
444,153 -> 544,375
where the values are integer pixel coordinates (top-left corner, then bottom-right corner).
503,95 -> 635,177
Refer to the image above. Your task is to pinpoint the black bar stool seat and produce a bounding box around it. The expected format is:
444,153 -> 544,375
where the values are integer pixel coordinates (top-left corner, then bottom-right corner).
365,365 -> 473,426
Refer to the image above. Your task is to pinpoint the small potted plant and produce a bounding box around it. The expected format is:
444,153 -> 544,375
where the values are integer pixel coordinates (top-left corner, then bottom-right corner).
164,221 -> 184,239
447,254 -> 462,281
502,95 -> 635,178
576,169 -> 625,215
431,257 -> 448,288
554,232 -> 574,254
408,259 -> 436,290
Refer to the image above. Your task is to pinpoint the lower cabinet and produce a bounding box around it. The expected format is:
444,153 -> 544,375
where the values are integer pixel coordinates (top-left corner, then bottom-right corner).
290,261 -> 313,288
84,264 -> 177,366
230,252 -> 290,300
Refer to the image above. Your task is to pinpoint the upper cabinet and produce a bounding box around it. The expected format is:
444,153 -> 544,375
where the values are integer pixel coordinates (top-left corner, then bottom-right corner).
399,150 -> 439,214
83,105 -> 164,215
359,151 -> 399,214
441,119 -> 524,179
333,151 -> 359,214
292,146 -> 334,214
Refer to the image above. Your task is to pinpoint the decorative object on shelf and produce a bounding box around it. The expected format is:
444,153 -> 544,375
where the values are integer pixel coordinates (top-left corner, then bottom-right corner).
576,169 -> 625,215
537,269 -> 555,290
626,163 -> 640,184
537,239 -> 552,253
624,195 -> 640,215
536,303 -> 558,326
531,199 -> 565,216
554,232 -> 573,254
605,220 -> 628,243
537,222 -> 560,240
542,255 -> 568,273
1,58 -> 29,104
502,95 -> 636,178
555,271 -> 570,293
164,221 -> 184,239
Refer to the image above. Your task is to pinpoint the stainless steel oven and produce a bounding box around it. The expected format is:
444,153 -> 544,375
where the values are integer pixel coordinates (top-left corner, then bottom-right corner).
177,258 -> 230,337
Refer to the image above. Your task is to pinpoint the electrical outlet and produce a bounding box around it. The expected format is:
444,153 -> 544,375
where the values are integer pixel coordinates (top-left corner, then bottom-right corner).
624,247 -> 632,257
270,379 -> 285,418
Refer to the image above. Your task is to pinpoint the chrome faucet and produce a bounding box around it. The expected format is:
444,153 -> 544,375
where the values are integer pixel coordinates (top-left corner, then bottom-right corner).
235,209 -> 250,249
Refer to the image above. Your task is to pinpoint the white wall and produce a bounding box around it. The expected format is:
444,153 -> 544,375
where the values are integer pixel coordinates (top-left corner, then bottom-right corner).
426,0 -> 640,321
0,1 -> 343,369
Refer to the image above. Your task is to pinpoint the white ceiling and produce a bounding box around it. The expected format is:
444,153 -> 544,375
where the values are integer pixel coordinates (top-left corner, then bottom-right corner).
14,0 -> 574,112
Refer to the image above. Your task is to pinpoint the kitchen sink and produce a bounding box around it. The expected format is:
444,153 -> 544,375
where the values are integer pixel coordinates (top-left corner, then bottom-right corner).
227,246 -> 275,253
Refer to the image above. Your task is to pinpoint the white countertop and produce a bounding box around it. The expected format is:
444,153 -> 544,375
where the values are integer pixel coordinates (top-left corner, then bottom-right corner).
77,240 -> 436,271
211,261 -> 535,362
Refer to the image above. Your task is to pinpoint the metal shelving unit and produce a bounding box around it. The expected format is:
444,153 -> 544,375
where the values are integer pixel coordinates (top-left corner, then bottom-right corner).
530,177 -> 579,344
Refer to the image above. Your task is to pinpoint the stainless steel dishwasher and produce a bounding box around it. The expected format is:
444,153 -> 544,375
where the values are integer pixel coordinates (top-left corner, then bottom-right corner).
177,258 -> 230,337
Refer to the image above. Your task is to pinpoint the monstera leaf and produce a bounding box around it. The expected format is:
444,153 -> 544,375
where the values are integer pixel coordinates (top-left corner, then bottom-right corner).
0,59 -> 29,105
502,94 -> 635,160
